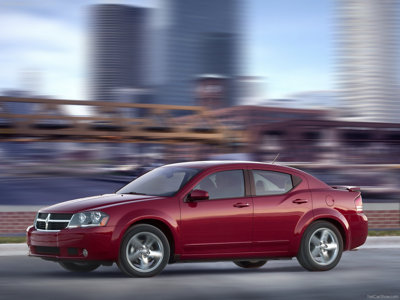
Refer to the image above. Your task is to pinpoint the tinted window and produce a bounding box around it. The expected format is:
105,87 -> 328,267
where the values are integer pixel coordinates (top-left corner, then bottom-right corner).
252,170 -> 293,196
117,166 -> 199,197
194,170 -> 245,199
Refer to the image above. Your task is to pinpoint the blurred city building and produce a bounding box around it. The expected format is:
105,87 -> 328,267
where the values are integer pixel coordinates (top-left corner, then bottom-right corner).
171,105 -> 330,161
88,4 -> 150,105
172,104 -> 400,164
0,90 -> 64,161
337,0 -> 400,123
237,76 -> 266,105
156,0 -> 240,107
3,94 -> 399,165
250,119 -> 400,164
1,90 -> 35,115
195,75 -> 228,109
279,91 -> 338,109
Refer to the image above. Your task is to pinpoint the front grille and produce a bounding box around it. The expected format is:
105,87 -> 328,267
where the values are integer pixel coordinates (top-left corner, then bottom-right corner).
50,213 -> 73,220
36,221 -> 46,230
38,213 -> 49,219
35,213 -> 73,231
49,222 -> 70,230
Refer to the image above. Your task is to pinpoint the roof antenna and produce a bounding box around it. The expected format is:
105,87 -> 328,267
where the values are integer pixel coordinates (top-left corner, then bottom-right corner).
271,153 -> 280,164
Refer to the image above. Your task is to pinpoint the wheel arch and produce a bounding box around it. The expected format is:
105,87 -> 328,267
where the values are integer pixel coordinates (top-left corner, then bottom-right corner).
291,208 -> 350,254
117,217 -> 177,263
311,217 -> 348,250
132,219 -> 176,263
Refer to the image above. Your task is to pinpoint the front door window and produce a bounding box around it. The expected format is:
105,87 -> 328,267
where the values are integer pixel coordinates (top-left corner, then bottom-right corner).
194,170 -> 245,199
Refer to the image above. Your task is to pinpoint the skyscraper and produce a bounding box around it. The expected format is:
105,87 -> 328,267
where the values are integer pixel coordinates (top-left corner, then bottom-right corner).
337,0 -> 399,123
88,4 -> 149,103
157,0 -> 240,107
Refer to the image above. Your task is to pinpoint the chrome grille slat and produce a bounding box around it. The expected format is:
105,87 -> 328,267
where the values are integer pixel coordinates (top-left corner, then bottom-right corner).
35,213 -> 73,231
36,218 -> 70,222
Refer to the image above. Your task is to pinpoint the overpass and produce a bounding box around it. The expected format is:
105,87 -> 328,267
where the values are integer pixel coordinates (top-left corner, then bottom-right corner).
0,96 -> 244,145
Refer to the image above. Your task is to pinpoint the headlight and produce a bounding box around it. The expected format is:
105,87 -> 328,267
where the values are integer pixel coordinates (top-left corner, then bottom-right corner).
67,211 -> 109,228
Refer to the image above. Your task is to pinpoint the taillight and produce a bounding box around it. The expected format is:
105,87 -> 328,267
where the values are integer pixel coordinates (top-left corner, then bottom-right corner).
355,196 -> 363,212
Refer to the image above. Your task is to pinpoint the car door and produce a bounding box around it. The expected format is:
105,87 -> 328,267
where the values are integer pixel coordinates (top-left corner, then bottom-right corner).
250,168 -> 311,254
180,169 -> 253,257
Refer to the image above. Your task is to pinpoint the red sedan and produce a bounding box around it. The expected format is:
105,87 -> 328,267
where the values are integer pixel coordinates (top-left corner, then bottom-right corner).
27,161 -> 368,277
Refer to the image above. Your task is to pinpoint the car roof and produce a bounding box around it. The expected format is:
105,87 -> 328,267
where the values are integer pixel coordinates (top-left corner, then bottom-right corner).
165,160 -> 298,172
163,161 -> 329,189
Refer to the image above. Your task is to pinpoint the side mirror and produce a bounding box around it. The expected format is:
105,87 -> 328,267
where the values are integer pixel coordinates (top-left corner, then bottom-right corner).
188,189 -> 209,201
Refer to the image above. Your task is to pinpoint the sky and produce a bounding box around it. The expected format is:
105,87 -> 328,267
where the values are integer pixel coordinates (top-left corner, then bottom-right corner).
246,0 -> 334,99
0,0 -> 334,101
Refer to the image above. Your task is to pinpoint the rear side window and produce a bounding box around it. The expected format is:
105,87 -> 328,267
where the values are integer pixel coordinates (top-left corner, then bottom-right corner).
251,170 -> 294,196
194,170 -> 245,199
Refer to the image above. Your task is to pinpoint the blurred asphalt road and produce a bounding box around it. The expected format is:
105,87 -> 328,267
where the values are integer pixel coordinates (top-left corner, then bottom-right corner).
0,248 -> 399,300
0,177 -> 123,205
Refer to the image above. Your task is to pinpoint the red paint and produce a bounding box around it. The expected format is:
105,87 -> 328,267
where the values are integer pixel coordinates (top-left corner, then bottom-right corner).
27,161 -> 368,264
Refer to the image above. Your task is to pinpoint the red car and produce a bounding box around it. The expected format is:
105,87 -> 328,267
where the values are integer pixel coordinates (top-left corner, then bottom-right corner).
27,161 -> 368,277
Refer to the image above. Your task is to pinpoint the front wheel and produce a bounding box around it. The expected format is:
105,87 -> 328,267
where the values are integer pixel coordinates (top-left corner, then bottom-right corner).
297,221 -> 343,271
59,261 -> 100,272
118,224 -> 170,277
233,260 -> 267,269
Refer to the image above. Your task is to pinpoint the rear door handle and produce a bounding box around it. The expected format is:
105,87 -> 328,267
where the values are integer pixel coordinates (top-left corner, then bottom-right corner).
292,199 -> 308,204
233,202 -> 250,208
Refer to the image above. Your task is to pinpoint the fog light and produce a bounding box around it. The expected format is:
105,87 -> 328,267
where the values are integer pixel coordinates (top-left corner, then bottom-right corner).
82,249 -> 88,257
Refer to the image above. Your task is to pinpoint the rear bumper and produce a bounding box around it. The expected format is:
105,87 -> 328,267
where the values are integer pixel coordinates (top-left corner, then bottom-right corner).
27,225 -> 117,262
347,213 -> 368,250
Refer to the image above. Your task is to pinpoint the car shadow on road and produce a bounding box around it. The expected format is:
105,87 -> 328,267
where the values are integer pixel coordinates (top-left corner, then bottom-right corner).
37,265 -> 304,279
160,265 -> 305,277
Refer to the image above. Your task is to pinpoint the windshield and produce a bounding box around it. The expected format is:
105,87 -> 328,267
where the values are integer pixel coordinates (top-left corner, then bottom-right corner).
117,166 -> 200,197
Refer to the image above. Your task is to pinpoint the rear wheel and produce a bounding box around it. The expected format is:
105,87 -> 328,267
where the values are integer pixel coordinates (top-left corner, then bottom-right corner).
118,224 -> 170,277
59,261 -> 100,272
297,221 -> 343,271
233,260 -> 267,269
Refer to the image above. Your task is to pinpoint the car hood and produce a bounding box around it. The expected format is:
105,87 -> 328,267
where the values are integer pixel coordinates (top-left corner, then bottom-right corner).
40,193 -> 163,213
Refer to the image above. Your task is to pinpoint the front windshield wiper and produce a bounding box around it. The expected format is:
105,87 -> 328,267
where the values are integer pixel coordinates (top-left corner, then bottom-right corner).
121,192 -> 151,196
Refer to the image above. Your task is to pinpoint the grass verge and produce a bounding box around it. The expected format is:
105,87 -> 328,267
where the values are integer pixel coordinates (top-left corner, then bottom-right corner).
0,237 -> 26,244
368,230 -> 400,236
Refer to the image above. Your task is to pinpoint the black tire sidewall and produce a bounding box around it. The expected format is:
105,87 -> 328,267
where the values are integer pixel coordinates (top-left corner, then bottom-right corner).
297,221 -> 343,271
118,224 -> 170,277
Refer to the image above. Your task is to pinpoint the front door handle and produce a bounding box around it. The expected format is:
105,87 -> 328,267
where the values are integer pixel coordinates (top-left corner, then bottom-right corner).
292,199 -> 308,204
233,202 -> 250,208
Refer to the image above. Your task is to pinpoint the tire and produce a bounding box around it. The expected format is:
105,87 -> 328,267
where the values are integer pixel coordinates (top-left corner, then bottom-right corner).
59,261 -> 100,272
234,260 -> 267,269
118,224 -> 170,277
297,221 -> 343,271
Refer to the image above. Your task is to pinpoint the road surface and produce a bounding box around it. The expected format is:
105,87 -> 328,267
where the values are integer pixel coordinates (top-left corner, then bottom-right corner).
0,248 -> 399,300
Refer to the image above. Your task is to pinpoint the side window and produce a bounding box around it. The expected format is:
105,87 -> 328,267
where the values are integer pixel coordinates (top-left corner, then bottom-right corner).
194,170 -> 245,200
252,170 -> 294,196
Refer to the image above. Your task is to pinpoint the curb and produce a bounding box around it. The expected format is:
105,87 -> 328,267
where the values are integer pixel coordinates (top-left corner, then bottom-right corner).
360,236 -> 400,248
0,243 -> 28,256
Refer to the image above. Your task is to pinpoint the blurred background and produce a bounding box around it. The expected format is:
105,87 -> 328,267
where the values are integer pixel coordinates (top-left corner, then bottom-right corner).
0,0 -> 399,232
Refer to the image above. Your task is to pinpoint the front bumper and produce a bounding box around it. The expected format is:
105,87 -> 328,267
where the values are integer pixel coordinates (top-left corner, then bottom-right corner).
27,225 -> 117,262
